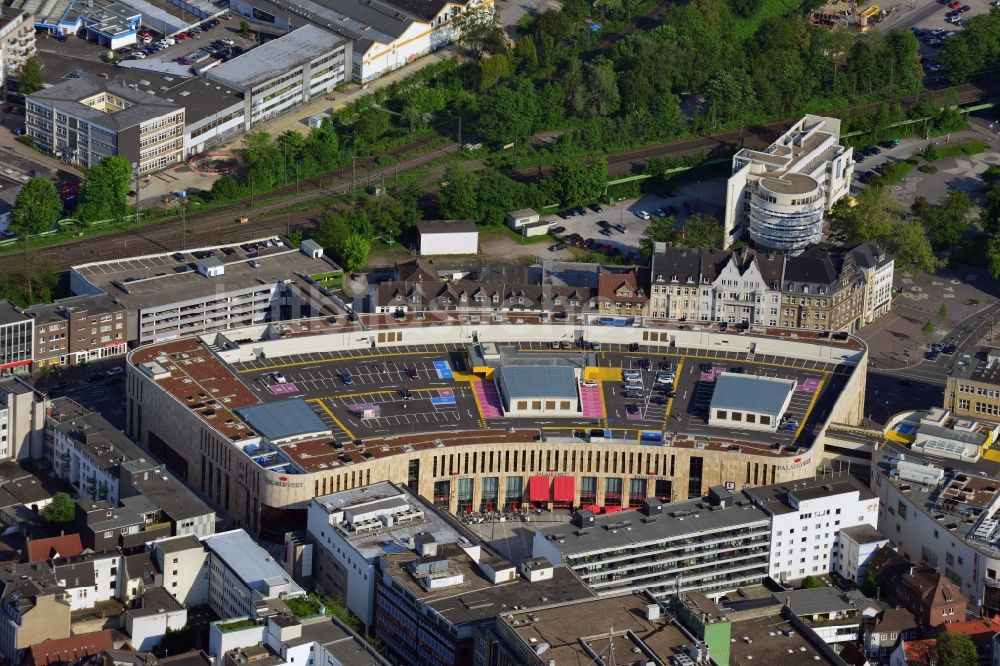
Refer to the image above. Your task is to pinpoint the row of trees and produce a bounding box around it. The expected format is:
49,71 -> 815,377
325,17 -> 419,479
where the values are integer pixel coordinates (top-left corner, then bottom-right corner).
939,8 -> 1000,83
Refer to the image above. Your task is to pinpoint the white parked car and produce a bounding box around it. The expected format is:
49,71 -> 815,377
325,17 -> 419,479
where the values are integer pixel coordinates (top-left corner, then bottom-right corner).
636,210 -> 651,220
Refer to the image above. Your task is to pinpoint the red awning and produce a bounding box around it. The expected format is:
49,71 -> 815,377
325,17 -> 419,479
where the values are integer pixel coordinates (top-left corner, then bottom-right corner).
553,476 -> 575,503
529,476 -> 550,502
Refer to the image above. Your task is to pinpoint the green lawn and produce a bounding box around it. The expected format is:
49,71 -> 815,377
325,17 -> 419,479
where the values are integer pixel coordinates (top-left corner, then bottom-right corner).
311,270 -> 344,289
216,618 -> 258,632
285,595 -> 323,618
925,140 -> 990,161
876,159 -> 916,186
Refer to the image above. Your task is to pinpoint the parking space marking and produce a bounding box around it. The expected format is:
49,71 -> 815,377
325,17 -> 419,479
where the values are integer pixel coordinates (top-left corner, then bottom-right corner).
309,398 -> 356,441
794,378 -> 824,439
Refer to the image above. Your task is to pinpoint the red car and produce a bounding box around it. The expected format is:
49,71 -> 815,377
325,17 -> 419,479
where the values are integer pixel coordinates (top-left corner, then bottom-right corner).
947,1 -> 960,8
176,32 -> 188,40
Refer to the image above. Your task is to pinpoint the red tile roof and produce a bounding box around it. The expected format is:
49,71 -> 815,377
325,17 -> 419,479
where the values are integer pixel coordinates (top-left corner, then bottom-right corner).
28,630 -> 113,665
939,615 -> 1000,643
901,638 -> 937,666
597,270 -> 648,304
26,533 -> 84,563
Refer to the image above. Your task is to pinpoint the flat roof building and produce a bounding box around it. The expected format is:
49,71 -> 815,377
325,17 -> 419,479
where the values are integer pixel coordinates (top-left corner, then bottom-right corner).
494,365 -> 579,418
416,220 -> 478,256
0,300 -> 33,376
533,492 -> 772,600
207,25 -> 351,130
709,373 -> 795,432
26,77 -> 184,173
947,347 -> 1000,421
70,239 -> 338,344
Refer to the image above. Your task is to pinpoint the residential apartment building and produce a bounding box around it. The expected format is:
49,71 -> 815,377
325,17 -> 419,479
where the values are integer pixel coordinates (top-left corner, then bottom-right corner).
26,78 -> 185,173
835,524 -> 889,585
649,241 -> 892,332
375,543 -> 591,666
202,530 -> 305,621
372,259 -> 597,315
724,114 -> 854,251
0,561 -> 70,664
211,613 -> 389,666
0,12 -> 34,93
0,376 -> 46,461
532,492 -> 772,600
896,564 -> 964,628
206,26 -> 350,128
0,300 -> 32,375
744,474 -> 879,583
151,536 -> 209,607
25,294 -> 130,367
596,269 -> 648,318
873,442 -> 1000,614
947,347 -> 1000,420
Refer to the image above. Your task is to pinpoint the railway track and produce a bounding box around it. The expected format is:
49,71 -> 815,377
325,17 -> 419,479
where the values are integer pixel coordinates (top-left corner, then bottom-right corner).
18,80 -> 1000,272
37,142 -> 458,270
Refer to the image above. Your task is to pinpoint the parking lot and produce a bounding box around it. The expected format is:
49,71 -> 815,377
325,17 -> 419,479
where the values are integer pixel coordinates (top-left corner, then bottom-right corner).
543,179 -> 727,259
233,338 -> 846,450
35,13 -> 257,78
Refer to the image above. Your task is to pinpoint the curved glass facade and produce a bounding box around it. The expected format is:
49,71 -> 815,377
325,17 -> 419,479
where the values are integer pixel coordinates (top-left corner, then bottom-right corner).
748,184 -> 824,252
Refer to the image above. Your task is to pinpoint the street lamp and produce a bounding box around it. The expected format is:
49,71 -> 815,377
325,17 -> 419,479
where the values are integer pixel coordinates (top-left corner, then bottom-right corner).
131,162 -> 140,225
178,190 -> 187,250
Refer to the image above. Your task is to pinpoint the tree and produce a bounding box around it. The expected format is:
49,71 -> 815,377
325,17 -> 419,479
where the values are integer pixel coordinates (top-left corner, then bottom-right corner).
705,69 -> 754,127
477,80 -> 539,146
453,4 -> 506,57
640,216 -> 678,259
860,568 -> 883,597
938,303 -> 948,322
988,232 -> 1000,280
801,575 -> 821,589
827,188 -> 939,276
339,233 -> 371,272
547,157 -> 606,208
239,19 -> 251,37
17,57 -> 43,96
11,178 -> 62,303
919,189 -> 972,251
437,164 -> 479,220
936,631 -> 977,666
922,320 -> 935,336
681,213 -> 724,249
11,178 -> 61,239
77,156 -> 132,224
41,492 -> 75,523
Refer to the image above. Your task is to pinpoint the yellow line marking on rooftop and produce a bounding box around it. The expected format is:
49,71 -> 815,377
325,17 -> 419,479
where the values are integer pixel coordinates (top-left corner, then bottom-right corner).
240,349 -> 440,373
598,381 -> 609,421
794,378 -> 824,439
663,359 -> 684,429
309,398 -> 356,441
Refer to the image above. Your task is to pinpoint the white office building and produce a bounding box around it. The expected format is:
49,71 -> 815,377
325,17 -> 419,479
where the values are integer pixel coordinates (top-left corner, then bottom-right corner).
724,115 -> 854,253
306,482 -> 449,628
202,530 -> 305,620
836,524 -> 889,585
206,25 -> 351,129
743,474 -> 879,583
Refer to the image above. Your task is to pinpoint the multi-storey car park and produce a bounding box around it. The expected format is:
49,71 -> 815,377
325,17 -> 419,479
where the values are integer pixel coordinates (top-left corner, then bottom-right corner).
125,312 -> 868,536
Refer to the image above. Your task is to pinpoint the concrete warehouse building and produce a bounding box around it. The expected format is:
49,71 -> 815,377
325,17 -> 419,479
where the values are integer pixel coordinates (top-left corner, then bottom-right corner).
416,220 -> 479,256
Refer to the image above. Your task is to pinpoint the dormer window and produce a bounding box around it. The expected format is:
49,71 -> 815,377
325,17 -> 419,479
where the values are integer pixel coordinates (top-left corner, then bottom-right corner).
802,286 -> 809,294
656,274 -> 664,282
553,297 -> 561,305
818,286 -> 827,295
460,293 -> 467,302
492,293 -> 500,303
671,274 -> 678,283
